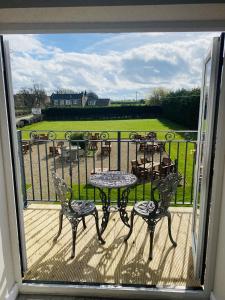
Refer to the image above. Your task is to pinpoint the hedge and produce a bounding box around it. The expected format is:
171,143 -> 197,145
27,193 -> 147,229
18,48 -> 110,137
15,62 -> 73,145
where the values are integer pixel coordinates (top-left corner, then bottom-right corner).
42,105 -> 162,121
161,89 -> 200,129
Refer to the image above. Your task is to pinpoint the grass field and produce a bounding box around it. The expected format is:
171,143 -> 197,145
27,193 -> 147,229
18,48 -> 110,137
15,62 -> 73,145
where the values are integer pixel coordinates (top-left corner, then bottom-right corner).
21,118 -> 189,140
21,118 -> 197,205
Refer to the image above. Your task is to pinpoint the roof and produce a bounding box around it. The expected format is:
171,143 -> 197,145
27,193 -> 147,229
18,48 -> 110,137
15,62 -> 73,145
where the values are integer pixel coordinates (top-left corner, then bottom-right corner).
51,93 -> 84,100
96,98 -> 110,106
0,1 -> 221,9
87,98 -> 110,106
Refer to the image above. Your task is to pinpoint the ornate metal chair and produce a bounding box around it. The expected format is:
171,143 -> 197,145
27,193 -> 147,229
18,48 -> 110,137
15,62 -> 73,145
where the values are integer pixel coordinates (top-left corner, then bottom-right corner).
146,131 -> 157,140
131,160 -> 146,181
125,173 -> 182,260
52,172 -> 105,259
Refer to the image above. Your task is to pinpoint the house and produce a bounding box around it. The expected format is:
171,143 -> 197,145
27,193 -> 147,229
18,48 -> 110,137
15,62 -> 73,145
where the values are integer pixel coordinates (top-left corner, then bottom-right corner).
86,97 -> 110,106
50,92 -> 88,107
1,2 -> 225,300
50,92 -> 110,107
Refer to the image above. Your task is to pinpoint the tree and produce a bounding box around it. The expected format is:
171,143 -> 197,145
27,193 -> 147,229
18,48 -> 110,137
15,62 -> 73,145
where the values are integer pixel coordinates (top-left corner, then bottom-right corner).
87,91 -> 98,100
146,87 -> 169,105
16,84 -> 47,108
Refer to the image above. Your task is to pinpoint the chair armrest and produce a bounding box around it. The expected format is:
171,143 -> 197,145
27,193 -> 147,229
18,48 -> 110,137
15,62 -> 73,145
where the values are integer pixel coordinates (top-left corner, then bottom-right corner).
149,186 -> 159,217
67,186 -> 75,212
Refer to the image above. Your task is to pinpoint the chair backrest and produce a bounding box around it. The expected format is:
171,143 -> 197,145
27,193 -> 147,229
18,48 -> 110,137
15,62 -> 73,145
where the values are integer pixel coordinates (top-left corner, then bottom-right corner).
57,141 -> 64,147
147,131 -> 157,140
153,173 -> 182,212
140,156 -> 146,164
162,157 -> 172,166
52,172 -> 71,209
131,160 -> 139,168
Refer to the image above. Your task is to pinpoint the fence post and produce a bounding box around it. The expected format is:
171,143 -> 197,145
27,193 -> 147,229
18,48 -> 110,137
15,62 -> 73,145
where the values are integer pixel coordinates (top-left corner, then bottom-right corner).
17,130 -> 28,208
117,131 -> 121,171
117,131 -> 121,205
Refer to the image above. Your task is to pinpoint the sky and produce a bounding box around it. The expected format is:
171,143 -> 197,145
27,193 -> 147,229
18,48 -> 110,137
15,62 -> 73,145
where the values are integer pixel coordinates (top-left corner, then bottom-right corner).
5,32 -> 219,100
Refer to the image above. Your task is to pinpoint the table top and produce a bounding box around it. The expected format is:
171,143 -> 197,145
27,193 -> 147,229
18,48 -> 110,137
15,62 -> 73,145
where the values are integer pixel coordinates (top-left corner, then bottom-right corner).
139,162 -> 160,169
89,171 -> 137,189
65,146 -> 81,150
146,142 -> 158,145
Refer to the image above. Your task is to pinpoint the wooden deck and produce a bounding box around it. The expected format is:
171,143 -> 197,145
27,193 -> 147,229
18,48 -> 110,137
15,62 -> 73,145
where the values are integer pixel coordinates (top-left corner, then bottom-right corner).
23,204 -> 200,288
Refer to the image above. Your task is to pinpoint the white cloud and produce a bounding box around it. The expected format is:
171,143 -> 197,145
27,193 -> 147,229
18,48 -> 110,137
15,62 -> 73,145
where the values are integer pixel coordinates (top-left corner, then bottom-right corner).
4,32 -> 219,99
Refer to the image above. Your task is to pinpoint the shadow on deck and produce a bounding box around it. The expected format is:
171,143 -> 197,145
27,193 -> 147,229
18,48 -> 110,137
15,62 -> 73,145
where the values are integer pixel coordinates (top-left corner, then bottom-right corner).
23,205 -> 200,288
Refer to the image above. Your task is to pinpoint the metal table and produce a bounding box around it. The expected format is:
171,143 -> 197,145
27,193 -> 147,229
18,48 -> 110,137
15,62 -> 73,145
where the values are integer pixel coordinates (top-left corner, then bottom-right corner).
89,171 -> 137,233
65,145 -> 81,161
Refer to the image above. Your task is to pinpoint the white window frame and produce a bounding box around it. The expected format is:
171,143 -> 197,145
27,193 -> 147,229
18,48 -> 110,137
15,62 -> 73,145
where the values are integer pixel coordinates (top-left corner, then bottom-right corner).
1,19 -> 225,300
65,99 -> 71,105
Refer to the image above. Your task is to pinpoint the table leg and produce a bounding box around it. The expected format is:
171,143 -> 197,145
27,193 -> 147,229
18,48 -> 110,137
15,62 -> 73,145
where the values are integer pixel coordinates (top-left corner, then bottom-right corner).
119,187 -> 131,227
97,187 -> 110,234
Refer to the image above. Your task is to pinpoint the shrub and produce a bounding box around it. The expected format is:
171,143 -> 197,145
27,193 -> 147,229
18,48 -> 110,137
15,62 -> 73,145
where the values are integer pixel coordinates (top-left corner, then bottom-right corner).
69,133 -> 87,149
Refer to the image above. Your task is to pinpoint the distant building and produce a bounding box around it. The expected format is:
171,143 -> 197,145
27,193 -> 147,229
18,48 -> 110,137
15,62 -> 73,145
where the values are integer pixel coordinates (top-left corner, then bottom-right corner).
50,91 -> 110,107
50,92 -> 88,107
86,98 -> 111,107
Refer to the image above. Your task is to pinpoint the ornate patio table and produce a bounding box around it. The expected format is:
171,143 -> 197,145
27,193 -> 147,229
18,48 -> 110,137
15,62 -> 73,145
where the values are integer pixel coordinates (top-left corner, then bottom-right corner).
89,171 -> 137,233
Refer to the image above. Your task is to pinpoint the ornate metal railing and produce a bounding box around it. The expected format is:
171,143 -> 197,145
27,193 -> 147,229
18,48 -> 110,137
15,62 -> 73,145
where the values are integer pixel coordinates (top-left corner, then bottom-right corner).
18,129 -> 198,208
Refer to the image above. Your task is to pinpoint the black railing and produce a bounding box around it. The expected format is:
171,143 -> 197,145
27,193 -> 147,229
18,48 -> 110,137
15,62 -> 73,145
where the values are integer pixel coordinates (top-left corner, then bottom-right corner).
18,130 -> 198,207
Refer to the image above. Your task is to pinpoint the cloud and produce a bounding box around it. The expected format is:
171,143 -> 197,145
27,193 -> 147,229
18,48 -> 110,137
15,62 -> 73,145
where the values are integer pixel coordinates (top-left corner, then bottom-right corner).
4,32 -> 218,99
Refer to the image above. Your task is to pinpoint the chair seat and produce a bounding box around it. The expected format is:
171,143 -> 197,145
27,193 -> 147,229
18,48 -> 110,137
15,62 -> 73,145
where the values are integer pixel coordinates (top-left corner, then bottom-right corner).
65,200 -> 95,217
134,201 -> 159,217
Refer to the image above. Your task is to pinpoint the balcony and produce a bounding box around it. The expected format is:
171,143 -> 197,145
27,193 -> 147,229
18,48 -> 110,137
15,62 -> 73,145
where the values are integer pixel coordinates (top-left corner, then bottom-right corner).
19,130 -> 200,288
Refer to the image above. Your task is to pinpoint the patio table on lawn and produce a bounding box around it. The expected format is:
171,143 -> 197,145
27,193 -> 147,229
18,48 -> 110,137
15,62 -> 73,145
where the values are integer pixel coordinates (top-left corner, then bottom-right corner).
91,167 -> 109,174
65,145 -> 81,161
89,171 -> 137,233
139,162 -> 160,170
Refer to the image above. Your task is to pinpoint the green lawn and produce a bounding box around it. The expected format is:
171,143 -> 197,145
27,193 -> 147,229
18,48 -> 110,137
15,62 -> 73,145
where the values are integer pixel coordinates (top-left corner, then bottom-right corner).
71,183 -> 192,206
21,118 -> 189,140
21,118 -> 196,205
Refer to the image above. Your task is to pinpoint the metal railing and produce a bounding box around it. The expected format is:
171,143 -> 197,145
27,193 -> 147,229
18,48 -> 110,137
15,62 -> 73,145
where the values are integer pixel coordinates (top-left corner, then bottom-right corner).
18,129 -> 198,208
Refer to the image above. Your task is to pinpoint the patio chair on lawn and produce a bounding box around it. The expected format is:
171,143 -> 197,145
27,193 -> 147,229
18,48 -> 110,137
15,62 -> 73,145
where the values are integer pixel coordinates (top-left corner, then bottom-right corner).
146,131 -> 157,140
58,147 -> 70,162
157,141 -> 166,152
140,156 -> 152,164
131,160 -> 146,181
57,141 -> 64,147
22,142 -> 31,154
101,141 -> 112,156
52,172 -> 105,259
125,173 -> 182,260
139,142 -> 147,152
88,140 -> 98,151
155,157 -> 175,178
39,133 -> 49,140
49,146 -> 59,156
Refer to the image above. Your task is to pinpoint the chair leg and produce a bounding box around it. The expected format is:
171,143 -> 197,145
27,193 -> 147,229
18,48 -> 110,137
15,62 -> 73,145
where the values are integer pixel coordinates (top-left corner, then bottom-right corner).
71,220 -> 79,259
93,208 -> 105,244
53,210 -> 63,242
82,216 -> 87,230
124,209 -> 135,242
167,212 -> 177,247
149,226 -> 155,260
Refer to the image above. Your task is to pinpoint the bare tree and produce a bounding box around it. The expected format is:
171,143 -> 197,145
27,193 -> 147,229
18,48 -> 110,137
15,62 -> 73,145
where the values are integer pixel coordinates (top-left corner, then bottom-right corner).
16,84 -> 48,108
87,91 -> 98,100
